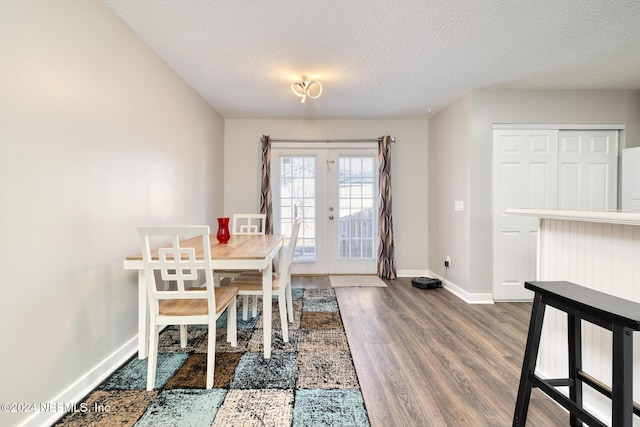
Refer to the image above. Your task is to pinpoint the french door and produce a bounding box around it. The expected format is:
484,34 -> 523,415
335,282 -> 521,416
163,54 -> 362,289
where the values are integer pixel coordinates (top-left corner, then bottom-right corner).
271,144 -> 378,275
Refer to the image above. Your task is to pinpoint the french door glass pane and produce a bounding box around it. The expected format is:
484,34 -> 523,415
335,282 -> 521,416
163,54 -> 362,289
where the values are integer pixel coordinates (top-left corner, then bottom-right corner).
279,155 -> 316,262
337,156 -> 376,260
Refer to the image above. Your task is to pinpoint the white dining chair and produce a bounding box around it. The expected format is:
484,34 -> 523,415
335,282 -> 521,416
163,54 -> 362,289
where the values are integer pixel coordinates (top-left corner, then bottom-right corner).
217,213 -> 267,319
139,226 -> 238,390
232,213 -> 266,235
225,219 -> 301,342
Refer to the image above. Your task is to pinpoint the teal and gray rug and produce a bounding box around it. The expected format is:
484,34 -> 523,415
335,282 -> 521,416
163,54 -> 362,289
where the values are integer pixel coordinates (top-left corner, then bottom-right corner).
55,288 -> 370,426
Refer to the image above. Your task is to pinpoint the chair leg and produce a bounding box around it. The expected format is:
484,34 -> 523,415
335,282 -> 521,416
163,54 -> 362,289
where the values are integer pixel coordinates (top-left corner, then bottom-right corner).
147,324 -> 159,391
568,314 -> 583,427
242,295 -> 249,320
278,294 -> 289,342
252,295 -> 258,318
513,293 -> 546,426
180,325 -> 188,347
227,299 -> 237,347
612,324 -> 634,427
206,319 -> 216,389
286,282 -> 294,323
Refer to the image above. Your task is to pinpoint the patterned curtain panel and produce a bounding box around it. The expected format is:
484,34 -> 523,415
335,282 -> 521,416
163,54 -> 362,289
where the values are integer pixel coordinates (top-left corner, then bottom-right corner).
377,135 -> 397,279
260,135 -> 273,234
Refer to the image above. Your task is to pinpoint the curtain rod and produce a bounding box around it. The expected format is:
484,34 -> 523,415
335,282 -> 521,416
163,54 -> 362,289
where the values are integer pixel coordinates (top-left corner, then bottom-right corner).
270,137 -> 396,143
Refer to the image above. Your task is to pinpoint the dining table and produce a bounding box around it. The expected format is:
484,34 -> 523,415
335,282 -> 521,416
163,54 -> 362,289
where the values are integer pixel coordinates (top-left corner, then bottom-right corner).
123,233 -> 284,359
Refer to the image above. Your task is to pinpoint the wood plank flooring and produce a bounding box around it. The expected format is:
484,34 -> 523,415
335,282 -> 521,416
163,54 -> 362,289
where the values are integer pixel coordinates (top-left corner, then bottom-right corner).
292,276 -> 568,427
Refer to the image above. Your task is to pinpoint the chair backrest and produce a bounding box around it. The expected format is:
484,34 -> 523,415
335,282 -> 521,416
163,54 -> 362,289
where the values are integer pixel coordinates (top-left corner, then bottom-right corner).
232,213 -> 266,235
138,226 -> 215,316
279,219 -> 302,278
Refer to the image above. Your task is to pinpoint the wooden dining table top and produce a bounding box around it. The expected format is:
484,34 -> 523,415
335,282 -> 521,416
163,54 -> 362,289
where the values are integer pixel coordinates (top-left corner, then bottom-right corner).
126,234 -> 283,261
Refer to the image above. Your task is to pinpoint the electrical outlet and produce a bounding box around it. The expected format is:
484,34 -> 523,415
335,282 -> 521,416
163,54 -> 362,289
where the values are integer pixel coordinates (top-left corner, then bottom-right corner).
444,256 -> 451,267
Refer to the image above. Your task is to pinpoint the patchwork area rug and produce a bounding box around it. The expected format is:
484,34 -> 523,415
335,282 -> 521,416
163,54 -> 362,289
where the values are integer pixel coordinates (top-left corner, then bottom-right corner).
55,288 -> 370,427
329,275 -> 387,288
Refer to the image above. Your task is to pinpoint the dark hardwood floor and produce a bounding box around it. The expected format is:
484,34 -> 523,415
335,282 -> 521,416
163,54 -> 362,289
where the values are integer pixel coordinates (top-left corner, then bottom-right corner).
292,276 -> 568,427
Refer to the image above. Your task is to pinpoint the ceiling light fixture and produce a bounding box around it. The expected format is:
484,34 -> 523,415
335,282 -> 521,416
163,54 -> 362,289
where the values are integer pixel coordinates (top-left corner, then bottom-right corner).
291,77 -> 322,103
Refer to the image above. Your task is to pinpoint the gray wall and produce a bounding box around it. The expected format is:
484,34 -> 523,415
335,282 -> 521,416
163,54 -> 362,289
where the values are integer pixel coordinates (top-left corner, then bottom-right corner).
0,1 -> 224,425
429,88 -> 640,300
428,93 -> 472,295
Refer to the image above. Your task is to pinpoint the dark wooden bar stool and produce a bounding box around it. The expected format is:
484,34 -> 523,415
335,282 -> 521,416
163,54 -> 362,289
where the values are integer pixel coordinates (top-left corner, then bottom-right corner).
513,281 -> 640,427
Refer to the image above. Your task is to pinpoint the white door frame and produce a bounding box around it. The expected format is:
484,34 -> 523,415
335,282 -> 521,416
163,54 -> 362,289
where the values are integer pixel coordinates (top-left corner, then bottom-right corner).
271,142 -> 378,275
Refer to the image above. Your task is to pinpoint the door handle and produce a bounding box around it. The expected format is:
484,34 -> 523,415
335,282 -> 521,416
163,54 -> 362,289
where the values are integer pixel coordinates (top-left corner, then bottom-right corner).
329,215 -> 334,220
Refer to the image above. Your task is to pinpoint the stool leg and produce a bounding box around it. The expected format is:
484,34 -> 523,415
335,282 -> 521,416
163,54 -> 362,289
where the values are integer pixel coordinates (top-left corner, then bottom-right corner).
611,324 -> 633,427
568,314 -> 583,427
513,293 -> 546,426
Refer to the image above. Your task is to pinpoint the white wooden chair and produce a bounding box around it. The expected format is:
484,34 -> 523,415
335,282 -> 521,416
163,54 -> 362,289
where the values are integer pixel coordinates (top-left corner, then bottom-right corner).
232,213 -> 266,235
139,226 -> 238,390
217,213 -> 267,319
226,219 -> 301,342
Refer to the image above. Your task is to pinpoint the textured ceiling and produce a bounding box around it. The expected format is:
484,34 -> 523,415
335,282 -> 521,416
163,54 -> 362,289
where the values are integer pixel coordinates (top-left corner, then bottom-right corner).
102,0 -> 640,119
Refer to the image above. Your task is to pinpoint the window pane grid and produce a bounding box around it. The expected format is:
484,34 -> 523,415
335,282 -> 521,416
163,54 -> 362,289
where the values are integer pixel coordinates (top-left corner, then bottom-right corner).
337,156 -> 376,260
280,155 -> 316,262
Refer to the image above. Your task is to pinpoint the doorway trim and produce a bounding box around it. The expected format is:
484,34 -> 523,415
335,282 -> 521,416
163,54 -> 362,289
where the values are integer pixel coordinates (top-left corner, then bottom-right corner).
492,124 -> 625,130
271,141 -> 379,275
272,141 -> 378,150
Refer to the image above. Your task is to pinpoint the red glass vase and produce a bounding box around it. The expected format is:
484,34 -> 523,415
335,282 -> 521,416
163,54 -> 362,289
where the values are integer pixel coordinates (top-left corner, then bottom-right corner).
216,217 -> 230,244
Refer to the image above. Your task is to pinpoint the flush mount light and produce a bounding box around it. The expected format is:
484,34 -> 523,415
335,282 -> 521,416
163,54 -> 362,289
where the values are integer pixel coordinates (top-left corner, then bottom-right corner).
291,77 -> 322,103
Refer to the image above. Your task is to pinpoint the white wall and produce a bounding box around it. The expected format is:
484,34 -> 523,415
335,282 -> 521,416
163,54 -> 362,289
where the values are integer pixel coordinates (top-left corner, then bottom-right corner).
429,89 -> 640,300
224,119 -> 429,275
0,1 -> 224,425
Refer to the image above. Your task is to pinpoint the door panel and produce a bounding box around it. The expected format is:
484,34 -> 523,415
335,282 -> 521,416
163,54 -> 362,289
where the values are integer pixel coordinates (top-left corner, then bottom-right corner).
277,154 -> 321,267
273,150 -> 326,274
328,150 -> 378,274
558,130 -> 618,210
493,129 -> 558,301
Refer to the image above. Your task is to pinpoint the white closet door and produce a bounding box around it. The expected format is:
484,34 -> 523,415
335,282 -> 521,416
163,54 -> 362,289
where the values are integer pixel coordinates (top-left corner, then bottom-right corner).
558,130 -> 618,210
492,128 -> 619,301
492,129 -> 559,301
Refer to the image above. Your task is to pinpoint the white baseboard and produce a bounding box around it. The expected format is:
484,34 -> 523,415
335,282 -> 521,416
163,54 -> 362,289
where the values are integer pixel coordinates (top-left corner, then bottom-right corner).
18,336 -> 138,427
396,269 -> 430,277
426,270 -> 494,304
393,269 -> 494,304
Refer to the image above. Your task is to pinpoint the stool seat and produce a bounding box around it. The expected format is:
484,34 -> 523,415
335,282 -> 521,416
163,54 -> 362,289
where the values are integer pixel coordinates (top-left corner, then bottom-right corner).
513,280 -> 640,427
